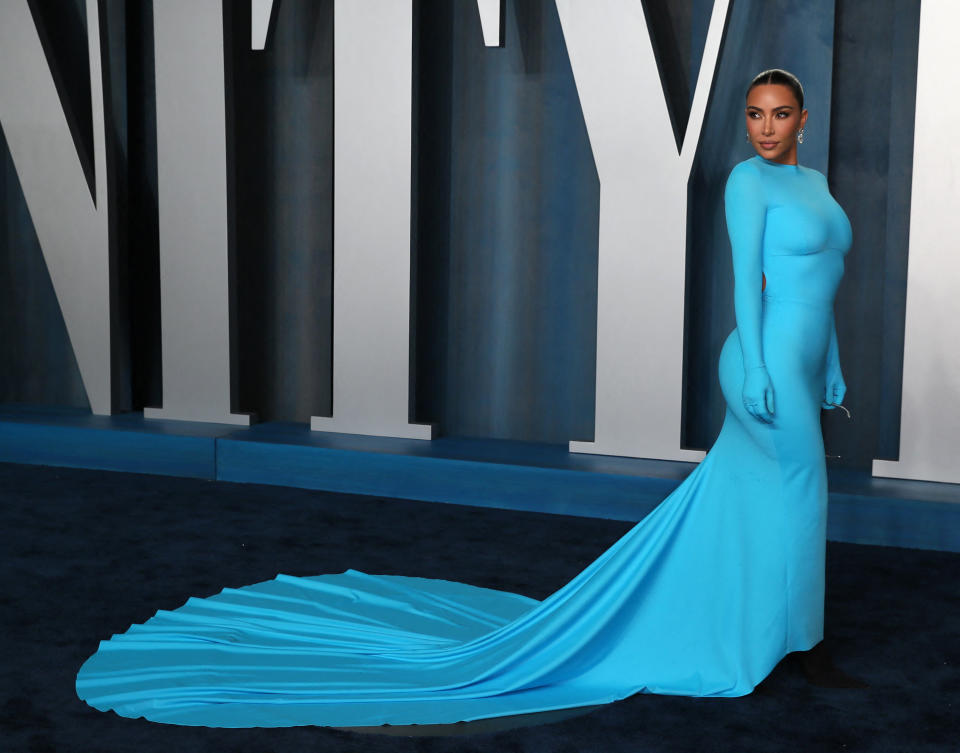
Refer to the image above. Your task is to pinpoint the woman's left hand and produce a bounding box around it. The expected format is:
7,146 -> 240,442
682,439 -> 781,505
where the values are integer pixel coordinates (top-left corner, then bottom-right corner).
822,368 -> 846,409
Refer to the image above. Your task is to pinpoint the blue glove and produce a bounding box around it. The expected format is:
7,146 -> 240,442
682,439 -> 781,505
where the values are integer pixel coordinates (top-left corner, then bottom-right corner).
822,320 -> 846,409
743,365 -> 775,423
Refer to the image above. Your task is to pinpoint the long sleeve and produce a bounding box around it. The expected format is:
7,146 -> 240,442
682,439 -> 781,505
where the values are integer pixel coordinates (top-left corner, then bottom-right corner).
825,312 -> 841,372
724,163 -> 767,370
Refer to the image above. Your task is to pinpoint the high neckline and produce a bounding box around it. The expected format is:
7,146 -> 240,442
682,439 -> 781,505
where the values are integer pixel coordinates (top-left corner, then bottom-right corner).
755,155 -> 799,170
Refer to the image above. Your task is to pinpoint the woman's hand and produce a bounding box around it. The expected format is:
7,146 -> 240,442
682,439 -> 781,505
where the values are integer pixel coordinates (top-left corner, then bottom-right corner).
743,365 -> 775,423
822,365 -> 846,409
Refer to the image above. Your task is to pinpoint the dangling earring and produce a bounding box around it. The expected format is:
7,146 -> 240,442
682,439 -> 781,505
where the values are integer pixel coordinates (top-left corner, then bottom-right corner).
746,132 -> 751,143
797,128 -> 805,144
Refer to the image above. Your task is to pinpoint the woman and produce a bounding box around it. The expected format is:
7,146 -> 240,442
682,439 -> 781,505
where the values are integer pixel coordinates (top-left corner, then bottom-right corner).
722,67 -> 859,688
76,70 -> 857,728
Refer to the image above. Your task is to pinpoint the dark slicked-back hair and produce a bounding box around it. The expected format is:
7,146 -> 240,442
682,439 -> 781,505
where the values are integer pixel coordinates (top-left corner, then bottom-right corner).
747,69 -> 804,109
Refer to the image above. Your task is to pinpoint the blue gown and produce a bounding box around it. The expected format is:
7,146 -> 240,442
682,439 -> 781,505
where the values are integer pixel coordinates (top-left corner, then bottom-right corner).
75,155 -> 852,728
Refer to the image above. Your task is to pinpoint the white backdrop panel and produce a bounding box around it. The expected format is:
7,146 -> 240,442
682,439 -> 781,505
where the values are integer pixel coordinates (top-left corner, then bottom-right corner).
311,0 -> 433,439
873,1 -> 960,484
144,0 -> 250,425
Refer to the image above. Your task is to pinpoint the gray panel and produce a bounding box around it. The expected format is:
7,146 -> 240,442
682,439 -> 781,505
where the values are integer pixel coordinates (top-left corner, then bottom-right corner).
0,0 -> 112,414
873,2 -> 960,484
145,0 -> 250,426
556,0 -> 729,461
311,0 -> 432,439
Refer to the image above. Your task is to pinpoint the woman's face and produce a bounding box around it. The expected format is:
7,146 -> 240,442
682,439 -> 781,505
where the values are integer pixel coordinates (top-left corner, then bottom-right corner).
745,83 -> 808,165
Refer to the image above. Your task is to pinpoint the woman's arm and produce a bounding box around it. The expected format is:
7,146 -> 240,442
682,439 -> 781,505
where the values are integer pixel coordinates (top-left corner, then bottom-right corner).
724,163 -> 774,423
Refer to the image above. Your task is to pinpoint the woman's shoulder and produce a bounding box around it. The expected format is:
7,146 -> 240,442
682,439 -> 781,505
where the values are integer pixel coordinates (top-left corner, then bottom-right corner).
728,157 -> 764,179
725,158 -> 766,198
797,164 -> 829,185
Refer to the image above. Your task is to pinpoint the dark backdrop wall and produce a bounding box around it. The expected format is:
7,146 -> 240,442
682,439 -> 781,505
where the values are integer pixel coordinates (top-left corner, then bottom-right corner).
413,0 -> 599,442
227,0 -> 335,423
826,0 -> 919,466
0,0 -> 920,472
682,0 -> 919,471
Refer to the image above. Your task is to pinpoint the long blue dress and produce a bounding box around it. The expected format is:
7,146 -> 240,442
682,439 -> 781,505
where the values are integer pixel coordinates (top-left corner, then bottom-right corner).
75,155 -> 852,728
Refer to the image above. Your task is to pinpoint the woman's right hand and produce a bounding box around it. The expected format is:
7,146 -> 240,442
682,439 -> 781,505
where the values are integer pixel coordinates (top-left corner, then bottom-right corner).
743,365 -> 775,423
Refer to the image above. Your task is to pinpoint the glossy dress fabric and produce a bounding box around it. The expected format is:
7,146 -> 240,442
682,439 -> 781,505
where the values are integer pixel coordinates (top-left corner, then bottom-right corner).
75,156 -> 852,728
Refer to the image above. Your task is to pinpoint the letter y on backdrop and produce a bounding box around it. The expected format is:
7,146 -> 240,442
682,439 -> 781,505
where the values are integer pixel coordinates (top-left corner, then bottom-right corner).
556,0 -> 729,461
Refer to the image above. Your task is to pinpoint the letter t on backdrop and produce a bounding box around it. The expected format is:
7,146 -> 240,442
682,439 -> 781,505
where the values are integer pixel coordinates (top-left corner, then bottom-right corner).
310,0 -> 434,439
556,0 -> 729,461
144,0 -> 250,425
